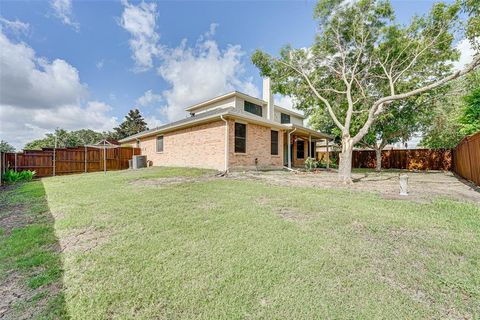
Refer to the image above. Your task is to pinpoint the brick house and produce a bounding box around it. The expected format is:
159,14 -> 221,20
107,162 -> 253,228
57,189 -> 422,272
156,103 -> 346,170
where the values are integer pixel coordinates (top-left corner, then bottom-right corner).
119,78 -> 332,171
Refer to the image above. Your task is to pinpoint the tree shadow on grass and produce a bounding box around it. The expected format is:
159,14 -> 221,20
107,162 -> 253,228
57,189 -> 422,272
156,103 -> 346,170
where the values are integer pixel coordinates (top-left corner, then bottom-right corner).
0,181 -> 69,319
352,172 -> 397,183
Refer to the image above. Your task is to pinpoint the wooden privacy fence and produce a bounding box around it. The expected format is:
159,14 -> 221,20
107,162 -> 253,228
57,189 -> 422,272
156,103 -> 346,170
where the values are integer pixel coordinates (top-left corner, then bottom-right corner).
2,147 -> 140,178
452,132 -> 480,186
318,149 -> 452,171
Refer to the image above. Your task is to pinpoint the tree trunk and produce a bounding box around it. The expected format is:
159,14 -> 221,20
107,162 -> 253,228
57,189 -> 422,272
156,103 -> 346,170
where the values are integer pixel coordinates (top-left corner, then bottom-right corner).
375,148 -> 382,172
338,136 -> 354,184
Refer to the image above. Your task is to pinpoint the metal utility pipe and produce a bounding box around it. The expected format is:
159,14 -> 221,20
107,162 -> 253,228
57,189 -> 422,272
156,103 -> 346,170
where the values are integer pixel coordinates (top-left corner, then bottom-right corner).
220,115 -> 229,172
287,128 -> 297,169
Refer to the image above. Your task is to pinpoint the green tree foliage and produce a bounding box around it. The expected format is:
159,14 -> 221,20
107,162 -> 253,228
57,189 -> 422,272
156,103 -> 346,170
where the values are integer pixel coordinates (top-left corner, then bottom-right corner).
24,129 -> 115,150
459,87 -> 480,136
0,140 -> 15,153
252,0 -> 479,182
113,109 -> 148,140
421,70 -> 480,148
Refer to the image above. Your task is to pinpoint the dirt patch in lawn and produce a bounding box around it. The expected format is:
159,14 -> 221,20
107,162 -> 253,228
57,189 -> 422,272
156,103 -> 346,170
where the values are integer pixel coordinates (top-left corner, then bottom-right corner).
0,272 -> 61,320
229,170 -> 480,203
60,226 -> 108,253
255,197 -> 310,222
129,174 -> 217,187
0,205 -> 33,236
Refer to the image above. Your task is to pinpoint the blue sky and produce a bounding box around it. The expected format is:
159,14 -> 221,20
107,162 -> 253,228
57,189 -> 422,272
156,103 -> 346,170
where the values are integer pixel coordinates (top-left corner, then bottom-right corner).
0,0 -> 463,149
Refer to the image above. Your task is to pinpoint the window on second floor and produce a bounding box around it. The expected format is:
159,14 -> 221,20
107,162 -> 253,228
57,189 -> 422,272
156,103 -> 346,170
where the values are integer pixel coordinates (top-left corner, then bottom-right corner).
281,113 -> 291,124
244,101 -> 262,117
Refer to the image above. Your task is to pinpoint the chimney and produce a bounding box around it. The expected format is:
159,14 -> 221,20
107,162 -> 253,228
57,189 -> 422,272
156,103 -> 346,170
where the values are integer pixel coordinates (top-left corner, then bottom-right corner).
262,77 -> 274,120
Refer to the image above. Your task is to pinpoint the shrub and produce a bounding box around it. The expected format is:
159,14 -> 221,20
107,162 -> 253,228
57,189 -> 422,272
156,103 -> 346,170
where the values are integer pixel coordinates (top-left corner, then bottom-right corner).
3,169 -> 36,183
305,157 -> 318,172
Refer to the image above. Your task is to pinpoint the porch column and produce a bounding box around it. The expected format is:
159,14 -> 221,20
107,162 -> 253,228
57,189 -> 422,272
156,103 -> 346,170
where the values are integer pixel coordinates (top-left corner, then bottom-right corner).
326,138 -> 330,170
309,135 -> 312,158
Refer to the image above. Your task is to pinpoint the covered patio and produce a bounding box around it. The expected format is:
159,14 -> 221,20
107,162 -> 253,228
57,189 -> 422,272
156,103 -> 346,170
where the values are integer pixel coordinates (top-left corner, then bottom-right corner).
284,124 -> 333,169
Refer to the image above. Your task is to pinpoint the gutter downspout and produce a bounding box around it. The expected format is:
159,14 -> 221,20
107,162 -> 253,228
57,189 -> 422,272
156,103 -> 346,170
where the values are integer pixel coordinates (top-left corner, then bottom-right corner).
220,115 -> 229,172
287,127 -> 297,169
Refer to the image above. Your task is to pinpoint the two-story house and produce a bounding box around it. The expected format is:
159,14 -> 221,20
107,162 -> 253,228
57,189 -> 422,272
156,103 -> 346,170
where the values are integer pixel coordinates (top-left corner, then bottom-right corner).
119,78 -> 332,171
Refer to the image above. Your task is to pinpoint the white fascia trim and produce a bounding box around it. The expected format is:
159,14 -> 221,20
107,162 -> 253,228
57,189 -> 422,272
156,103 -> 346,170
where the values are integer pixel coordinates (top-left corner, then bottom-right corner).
185,92 -> 267,112
274,105 -> 305,119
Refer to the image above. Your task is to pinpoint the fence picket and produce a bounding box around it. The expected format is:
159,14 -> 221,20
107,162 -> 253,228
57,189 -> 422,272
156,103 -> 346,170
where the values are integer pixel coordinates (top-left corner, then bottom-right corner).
4,147 -> 140,178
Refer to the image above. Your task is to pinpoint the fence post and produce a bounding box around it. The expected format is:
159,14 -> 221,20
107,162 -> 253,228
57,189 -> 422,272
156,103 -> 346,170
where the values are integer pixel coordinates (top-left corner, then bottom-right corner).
14,153 -> 17,172
52,149 -> 56,176
103,140 -> 106,174
467,136 -> 474,182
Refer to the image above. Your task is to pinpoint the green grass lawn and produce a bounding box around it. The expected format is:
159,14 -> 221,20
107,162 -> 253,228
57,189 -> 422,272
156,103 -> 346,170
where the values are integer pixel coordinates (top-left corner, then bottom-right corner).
2,167 -> 479,319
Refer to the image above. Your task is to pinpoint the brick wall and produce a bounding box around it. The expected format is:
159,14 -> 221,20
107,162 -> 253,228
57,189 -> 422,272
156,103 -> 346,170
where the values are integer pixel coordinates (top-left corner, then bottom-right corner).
134,120 -> 226,170
228,120 -> 284,170
127,118 -> 285,171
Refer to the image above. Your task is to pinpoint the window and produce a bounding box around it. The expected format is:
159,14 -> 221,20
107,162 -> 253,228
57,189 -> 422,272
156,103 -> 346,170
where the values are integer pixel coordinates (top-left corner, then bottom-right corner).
244,101 -> 262,117
296,140 -> 304,159
271,130 -> 279,155
235,123 -> 246,153
156,136 -> 164,152
281,113 -> 291,124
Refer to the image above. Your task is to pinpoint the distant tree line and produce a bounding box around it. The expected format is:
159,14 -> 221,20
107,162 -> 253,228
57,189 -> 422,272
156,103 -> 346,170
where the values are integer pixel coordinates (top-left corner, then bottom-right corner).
2,108 -> 149,152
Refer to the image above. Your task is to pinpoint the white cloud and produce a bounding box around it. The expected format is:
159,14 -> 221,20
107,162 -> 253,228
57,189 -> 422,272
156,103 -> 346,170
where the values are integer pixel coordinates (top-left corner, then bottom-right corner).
144,115 -> 163,128
275,95 -> 295,110
120,0 -> 161,71
452,38 -> 477,71
50,0 -> 79,31
96,60 -> 104,69
136,89 -> 162,107
158,35 -> 259,121
0,16 -> 29,35
0,30 -> 116,150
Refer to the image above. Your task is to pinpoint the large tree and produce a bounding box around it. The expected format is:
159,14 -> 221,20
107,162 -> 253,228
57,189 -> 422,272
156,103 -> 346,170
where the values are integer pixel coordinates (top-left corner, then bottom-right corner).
421,69 -> 480,148
114,109 -> 148,140
0,140 -> 15,153
252,0 -> 479,183
360,98 -> 427,171
24,129 -> 115,150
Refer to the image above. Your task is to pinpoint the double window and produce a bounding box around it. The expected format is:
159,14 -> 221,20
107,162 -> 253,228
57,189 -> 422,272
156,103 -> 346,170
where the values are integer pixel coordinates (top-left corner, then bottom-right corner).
244,101 -> 262,117
156,135 -> 164,152
280,113 -> 290,124
235,123 -> 246,153
296,140 -> 304,159
271,130 -> 279,155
